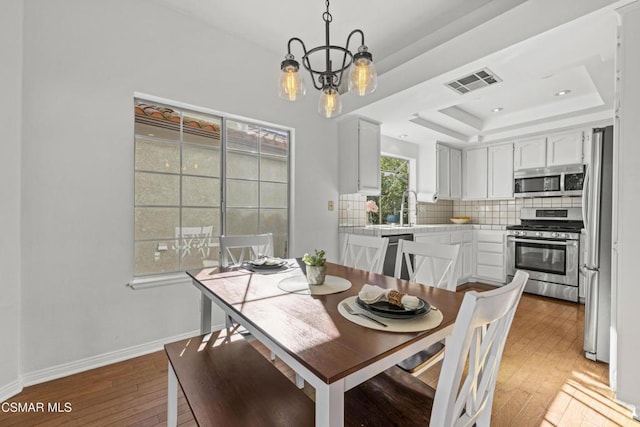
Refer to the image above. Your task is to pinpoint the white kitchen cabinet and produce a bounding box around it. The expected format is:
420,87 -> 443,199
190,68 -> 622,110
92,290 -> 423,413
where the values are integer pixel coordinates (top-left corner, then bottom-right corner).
488,144 -> 514,199
436,144 -> 462,200
514,130 -> 584,171
338,117 -> 381,195
436,144 -> 450,198
451,231 -> 473,284
474,230 -> 506,283
514,137 -> 546,170
546,130 -> 584,166
463,147 -> 488,199
415,232 -> 450,246
414,230 -> 472,285
450,148 -> 462,199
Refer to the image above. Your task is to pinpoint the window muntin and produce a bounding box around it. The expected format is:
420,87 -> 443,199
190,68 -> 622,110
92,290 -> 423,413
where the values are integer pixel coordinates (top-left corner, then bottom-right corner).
134,100 -> 289,276
367,156 -> 409,224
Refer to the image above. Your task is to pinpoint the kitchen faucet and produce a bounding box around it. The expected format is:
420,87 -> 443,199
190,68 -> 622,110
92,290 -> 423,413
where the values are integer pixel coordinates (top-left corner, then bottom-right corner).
400,190 -> 418,227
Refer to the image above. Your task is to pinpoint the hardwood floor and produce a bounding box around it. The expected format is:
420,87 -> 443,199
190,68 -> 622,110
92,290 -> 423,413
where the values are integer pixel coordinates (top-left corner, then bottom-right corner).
1,285 -> 638,426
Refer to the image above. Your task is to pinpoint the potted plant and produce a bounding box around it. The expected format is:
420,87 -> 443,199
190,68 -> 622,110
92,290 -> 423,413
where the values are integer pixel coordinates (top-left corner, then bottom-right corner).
302,249 -> 327,285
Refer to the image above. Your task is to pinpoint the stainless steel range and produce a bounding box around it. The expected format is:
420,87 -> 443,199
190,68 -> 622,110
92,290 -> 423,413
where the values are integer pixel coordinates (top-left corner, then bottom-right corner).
506,207 -> 583,302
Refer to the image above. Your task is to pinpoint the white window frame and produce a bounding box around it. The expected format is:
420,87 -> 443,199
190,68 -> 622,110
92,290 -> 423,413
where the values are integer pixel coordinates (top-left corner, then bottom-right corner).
129,93 -> 294,289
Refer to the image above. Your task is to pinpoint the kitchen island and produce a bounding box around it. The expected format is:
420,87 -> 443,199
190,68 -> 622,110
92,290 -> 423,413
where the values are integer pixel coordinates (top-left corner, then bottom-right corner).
339,223 -> 508,285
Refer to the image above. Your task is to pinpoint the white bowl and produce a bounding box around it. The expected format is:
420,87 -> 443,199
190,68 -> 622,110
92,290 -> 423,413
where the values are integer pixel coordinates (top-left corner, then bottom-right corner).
450,218 -> 470,224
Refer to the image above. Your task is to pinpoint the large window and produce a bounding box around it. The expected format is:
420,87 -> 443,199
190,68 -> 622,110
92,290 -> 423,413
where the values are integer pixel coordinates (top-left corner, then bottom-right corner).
367,156 -> 409,224
134,99 -> 289,276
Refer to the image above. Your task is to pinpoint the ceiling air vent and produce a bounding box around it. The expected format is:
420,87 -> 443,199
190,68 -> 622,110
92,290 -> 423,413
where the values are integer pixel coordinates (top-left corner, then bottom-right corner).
446,68 -> 501,94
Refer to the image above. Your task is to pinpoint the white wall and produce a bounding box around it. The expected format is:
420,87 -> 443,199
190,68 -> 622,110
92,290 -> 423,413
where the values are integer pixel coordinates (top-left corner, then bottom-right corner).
0,0 -> 23,400
613,1 -> 640,415
381,135 -> 419,160
17,0 -> 338,377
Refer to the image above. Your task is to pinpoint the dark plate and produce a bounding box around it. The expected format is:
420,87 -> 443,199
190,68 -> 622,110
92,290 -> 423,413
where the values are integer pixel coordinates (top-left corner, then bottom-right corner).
356,297 -> 430,319
244,260 -> 286,270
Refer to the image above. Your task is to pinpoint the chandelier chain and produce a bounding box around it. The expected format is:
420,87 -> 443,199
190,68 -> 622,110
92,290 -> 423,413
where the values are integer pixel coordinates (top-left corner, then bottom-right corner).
324,0 -> 332,22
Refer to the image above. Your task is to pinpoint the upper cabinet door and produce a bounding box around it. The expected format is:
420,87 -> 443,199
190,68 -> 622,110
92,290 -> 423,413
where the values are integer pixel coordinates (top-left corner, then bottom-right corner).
450,148 -> 462,199
547,130 -> 584,166
463,147 -> 488,199
436,144 -> 451,198
338,118 -> 381,195
357,120 -> 381,194
514,137 -> 546,170
488,144 -> 514,199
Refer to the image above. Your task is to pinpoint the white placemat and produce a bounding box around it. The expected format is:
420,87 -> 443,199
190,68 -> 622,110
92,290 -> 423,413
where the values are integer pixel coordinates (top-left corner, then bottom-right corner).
278,273 -> 352,295
337,296 -> 444,332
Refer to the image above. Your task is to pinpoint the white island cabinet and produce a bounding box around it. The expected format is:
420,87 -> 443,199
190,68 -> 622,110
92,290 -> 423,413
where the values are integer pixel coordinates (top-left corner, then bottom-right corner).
338,117 -> 381,195
474,230 -> 506,284
414,230 -> 472,285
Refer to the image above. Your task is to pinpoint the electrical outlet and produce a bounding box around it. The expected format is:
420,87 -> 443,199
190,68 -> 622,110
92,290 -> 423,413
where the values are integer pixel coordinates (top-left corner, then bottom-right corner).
328,200 -> 334,211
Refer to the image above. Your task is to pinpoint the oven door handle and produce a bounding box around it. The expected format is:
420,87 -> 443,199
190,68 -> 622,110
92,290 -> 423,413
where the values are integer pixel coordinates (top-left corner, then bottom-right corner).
507,237 -> 578,246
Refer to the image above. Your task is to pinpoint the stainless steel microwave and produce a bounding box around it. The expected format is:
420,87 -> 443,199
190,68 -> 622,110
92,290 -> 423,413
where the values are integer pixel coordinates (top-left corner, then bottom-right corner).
513,164 -> 585,198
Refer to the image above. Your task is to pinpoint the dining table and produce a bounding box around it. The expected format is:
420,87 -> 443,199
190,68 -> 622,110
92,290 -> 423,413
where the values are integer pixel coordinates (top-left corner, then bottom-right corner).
187,260 -> 464,427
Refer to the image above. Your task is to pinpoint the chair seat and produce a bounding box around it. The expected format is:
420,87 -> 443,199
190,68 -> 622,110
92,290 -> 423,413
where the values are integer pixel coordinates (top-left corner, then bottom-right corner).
345,366 -> 436,427
396,339 -> 445,373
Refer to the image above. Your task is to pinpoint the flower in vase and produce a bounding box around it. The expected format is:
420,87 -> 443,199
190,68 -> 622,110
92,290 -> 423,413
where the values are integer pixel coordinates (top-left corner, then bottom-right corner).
365,200 -> 379,213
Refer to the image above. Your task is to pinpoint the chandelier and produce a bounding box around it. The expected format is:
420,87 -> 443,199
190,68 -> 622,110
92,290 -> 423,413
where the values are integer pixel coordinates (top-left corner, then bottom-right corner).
278,0 -> 378,118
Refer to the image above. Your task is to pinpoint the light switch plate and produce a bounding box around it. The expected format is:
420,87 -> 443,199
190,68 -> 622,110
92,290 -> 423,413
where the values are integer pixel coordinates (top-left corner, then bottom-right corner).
328,201 -> 334,211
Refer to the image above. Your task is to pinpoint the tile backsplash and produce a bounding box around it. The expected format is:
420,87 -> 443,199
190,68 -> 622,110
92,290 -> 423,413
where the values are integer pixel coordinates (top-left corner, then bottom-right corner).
453,197 -> 581,225
338,194 -> 581,227
339,193 -> 369,226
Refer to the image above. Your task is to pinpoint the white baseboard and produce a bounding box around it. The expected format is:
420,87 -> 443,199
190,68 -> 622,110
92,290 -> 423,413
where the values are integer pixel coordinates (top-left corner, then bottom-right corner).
20,323 -> 225,388
0,379 -> 23,403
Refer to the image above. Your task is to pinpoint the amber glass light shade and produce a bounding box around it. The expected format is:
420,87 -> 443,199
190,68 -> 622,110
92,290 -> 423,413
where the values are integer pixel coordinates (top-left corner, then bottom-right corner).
318,87 -> 342,118
278,57 -> 306,101
348,48 -> 377,96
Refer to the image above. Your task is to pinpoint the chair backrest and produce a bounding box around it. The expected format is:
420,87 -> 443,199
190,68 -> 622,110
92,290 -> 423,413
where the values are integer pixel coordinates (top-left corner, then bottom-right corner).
340,234 -> 390,274
175,226 -> 214,258
431,270 -> 529,427
394,239 -> 460,290
219,233 -> 274,267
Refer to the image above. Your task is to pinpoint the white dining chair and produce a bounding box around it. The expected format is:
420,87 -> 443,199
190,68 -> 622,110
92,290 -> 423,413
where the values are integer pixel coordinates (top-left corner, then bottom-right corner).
394,239 -> 460,376
340,234 -> 389,274
345,270 -> 529,427
218,233 -> 304,388
174,226 -> 214,259
219,233 -> 273,267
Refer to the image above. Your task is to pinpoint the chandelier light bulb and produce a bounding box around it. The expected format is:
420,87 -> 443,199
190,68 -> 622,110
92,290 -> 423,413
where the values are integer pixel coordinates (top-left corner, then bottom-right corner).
278,55 -> 306,101
318,86 -> 342,118
348,46 -> 377,96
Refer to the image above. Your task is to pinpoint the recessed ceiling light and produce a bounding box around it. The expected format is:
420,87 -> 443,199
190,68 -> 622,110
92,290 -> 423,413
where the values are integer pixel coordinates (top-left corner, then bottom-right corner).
491,107 -> 503,113
398,134 -> 408,139
555,90 -> 571,96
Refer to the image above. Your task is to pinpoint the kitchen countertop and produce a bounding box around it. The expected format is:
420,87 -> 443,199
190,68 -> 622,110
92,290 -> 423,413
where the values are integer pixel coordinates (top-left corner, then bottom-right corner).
339,224 -> 507,236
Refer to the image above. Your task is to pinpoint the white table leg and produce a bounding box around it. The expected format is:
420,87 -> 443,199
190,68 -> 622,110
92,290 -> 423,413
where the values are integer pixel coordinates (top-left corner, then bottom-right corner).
315,379 -> 345,427
200,292 -> 212,334
167,362 -> 178,427
295,373 -> 304,389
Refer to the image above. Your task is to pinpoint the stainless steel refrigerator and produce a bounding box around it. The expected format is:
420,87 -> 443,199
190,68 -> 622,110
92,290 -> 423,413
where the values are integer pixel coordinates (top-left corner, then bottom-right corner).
583,125 -> 613,363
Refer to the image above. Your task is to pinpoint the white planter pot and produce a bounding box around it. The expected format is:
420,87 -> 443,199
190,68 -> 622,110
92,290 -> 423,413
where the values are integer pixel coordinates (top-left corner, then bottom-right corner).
306,265 -> 327,285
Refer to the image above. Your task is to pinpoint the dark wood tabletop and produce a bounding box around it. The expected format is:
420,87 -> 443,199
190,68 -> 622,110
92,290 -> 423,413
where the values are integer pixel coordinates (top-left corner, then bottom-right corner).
187,262 -> 464,385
